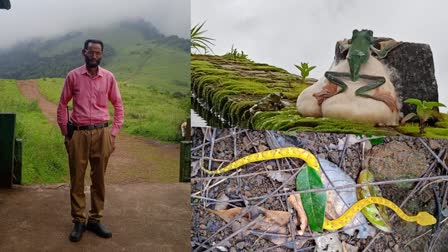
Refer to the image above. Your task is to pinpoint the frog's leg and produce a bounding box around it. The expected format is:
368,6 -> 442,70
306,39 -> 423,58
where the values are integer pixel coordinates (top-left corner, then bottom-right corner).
355,74 -> 397,111
370,41 -> 401,59
312,71 -> 351,105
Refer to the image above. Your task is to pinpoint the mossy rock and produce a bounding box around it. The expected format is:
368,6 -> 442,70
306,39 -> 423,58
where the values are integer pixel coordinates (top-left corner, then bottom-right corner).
192,54 -> 448,137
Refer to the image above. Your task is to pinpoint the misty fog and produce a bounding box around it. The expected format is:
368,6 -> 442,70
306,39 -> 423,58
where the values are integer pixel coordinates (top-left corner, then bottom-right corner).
0,0 -> 189,49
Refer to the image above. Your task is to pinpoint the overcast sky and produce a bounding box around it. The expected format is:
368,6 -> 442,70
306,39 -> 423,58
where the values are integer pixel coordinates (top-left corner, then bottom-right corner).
0,0 -> 189,48
192,0 -> 448,112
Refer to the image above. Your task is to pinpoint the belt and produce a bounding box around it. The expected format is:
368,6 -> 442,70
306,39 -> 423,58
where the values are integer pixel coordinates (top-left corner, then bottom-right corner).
73,122 -> 109,130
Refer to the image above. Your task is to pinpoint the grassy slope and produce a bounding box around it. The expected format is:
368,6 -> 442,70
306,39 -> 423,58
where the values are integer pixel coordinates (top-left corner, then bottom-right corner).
0,79 -> 68,184
37,78 -> 188,142
39,26 -> 190,94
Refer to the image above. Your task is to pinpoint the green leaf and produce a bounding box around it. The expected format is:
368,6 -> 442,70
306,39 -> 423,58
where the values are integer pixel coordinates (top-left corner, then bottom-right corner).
296,165 -> 326,232
404,98 -> 423,107
191,21 -> 215,54
357,169 -> 392,232
307,66 -> 316,71
368,136 -> 384,145
423,101 -> 446,109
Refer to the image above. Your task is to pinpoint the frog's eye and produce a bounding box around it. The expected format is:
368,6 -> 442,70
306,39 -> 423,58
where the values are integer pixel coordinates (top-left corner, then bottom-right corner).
368,30 -> 373,36
353,29 -> 359,36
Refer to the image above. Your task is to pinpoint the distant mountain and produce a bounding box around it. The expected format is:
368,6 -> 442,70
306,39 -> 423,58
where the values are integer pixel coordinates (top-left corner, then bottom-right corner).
0,18 -> 190,93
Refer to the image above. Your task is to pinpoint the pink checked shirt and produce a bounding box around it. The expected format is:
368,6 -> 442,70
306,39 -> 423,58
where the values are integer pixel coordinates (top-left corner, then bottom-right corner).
57,65 -> 124,136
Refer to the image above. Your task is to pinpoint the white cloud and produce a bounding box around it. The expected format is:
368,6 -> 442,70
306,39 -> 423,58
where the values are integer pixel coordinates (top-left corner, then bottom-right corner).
0,0 -> 189,48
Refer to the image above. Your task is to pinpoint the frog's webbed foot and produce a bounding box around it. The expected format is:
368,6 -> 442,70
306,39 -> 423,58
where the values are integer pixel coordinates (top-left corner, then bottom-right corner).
313,81 -> 339,105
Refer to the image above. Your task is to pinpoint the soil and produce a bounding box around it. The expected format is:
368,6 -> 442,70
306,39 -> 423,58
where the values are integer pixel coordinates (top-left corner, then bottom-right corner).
190,128 -> 448,252
0,80 -> 191,251
0,183 -> 191,251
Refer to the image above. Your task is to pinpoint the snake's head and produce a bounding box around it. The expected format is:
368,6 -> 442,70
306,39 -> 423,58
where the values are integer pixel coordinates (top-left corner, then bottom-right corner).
415,211 -> 437,226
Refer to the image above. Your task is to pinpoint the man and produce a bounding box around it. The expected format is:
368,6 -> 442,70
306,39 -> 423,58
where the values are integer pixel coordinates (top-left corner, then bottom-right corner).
57,39 -> 124,242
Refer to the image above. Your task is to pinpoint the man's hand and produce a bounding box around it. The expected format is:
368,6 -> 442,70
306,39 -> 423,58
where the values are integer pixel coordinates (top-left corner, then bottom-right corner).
110,134 -> 116,153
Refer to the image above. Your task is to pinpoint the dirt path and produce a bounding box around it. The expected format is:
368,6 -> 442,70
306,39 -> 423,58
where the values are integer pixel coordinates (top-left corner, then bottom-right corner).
0,183 -> 191,251
16,79 -> 180,183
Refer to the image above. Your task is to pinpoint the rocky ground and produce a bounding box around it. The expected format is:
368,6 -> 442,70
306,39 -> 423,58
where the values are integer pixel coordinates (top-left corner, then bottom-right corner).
190,127 -> 448,252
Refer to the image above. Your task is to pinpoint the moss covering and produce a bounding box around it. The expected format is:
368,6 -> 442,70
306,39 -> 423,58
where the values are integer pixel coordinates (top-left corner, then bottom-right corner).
191,54 -> 448,137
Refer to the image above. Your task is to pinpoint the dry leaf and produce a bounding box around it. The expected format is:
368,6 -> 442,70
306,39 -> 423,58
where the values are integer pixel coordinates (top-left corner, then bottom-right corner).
342,241 -> 359,252
208,206 -> 304,249
287,194 -> 308,235
208,207 -> 248,223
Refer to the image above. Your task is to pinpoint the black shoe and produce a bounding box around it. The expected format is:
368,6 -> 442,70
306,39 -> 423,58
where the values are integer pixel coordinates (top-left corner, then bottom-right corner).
69,222 -> 86,242
86,221 -> 112,238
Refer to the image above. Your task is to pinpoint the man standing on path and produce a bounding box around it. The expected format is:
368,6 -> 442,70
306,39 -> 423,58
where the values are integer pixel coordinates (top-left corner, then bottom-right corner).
57,39 -> 124,242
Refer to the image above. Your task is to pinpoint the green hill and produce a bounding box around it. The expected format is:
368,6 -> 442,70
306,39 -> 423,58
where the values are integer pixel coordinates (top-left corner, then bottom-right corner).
0,18 -> 190,94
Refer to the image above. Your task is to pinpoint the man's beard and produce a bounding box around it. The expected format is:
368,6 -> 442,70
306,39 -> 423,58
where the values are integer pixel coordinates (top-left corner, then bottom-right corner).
85,57 -> 101,68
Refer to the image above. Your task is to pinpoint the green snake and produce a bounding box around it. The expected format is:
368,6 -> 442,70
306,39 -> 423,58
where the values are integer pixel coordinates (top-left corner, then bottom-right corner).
200,147 -> 436,230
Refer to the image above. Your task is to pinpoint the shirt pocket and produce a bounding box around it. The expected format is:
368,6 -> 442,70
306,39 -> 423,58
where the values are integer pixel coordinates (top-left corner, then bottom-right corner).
73,87 -> 81,96
95,85 -> 108,107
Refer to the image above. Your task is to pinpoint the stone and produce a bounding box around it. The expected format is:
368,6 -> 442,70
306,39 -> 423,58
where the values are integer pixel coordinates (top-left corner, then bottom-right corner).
236,241 -> 245,249
364,141 -> 427,180
335,39 -> 439,116
429,139 -> 441,150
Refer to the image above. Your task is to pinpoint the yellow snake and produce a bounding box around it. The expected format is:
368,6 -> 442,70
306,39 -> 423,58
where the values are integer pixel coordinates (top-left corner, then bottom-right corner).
200,147 -> 436,230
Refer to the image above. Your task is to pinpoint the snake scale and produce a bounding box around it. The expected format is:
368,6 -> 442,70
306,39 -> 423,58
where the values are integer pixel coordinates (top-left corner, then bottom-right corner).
200,147 -> 436,230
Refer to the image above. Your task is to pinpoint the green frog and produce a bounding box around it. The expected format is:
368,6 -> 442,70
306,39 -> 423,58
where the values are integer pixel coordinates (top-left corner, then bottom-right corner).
315,29 -> 400,111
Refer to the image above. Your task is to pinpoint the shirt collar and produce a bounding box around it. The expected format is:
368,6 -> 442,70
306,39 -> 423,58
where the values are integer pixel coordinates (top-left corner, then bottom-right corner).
81,64 -> 104,78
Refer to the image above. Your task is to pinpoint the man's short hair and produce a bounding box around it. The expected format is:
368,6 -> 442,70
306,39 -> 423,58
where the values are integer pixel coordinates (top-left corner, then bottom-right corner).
84,39 -> 104,51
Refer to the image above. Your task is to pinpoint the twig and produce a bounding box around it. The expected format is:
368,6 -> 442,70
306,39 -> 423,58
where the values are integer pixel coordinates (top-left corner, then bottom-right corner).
191,169 -> 240,197
191,167 -> 302,181
428,221 -> 446,252
419,179 -> 448,193
427,188 -> 443,252
203,215 -> 262,252
192,128 -> 248,151
287,199 -> 297,252
245,131 -> 287,211
193,169 -> 301,252
259,244 -> 314,252
404,217 -> 448,248
414,148 -> 446,193
338,134 -> 350,168
419,138 -> 448,172
362,232 -> 386,252
191,175 -> 448,202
